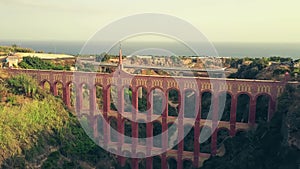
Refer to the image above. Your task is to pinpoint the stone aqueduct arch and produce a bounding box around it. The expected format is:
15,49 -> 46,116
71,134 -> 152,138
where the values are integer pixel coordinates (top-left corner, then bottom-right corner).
6,68 -> 296,169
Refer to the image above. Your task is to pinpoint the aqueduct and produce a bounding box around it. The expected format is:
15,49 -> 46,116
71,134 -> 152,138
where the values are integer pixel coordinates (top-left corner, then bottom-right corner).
6,68 -> 295,169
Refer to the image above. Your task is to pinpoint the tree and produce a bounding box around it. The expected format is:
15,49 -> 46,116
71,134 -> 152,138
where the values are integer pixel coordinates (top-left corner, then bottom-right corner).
229,58 -> 268,79
18,56 -> 69,70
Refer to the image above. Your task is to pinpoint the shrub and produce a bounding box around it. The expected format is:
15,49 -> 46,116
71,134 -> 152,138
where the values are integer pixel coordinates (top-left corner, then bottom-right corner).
0,82 -> 8,100
6,95 -> 17,105
6,74 -> 38,97
18,56 -> 69,70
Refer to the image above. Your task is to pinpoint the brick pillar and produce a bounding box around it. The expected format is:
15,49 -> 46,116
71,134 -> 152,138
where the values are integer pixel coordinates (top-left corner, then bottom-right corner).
117,87 -> 125,166
162,92 -> 169,169
193,94 -> 200,168
53,83 -> 58,96
270,84 -> 279,115
89,85 -> 97,139
103,88 -> 110,147
211,94 -> 219,156
146,91 -> 153,169
177,92 -> 183,169
50,84 -> 55,95
132,158 -> 138,169
49,71 -> 54,95
64,84 -> 71,108
229,96 -> 237,136
62,72 -> 67,106
131,88 -> 139,169
36,70 -> 41,87
89,85 -> 96,115
76,85 -> 83,115
62,86 -> 67,105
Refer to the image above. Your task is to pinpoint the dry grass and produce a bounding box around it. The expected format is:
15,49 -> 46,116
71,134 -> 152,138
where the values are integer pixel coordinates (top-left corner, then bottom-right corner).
0,95 -> 69,164
0,69 -> 9,79
15,53 -> 75,59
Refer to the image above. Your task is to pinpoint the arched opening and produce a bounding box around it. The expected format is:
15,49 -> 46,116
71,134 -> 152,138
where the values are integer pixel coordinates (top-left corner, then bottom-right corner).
153,156 -> 162,169
137,87 -> 147,113
122,158 -> 131,169
124,119 -> 132,144
41,80 -> 51,93
122,151 -> 132,169
168,89 -> 179,117
110,85 -> 118,111
119,160 -> 131,169
54,81 -> 63,98
97,115 -> 104,139
199,126 -> 212,154
78,115 -> 91,134
219,92 -> 231,122
151,88 -> 164,116
201,92 -> 212,120
109,117 -> 118,142
167,158 -> 177,169
138,153 -> 146,169
183,160 -> 193,169
256,94 -> 270,123
184,90 -> 196,118
184,125 -> 194,152
168,123 -> 178,150
122,150 -> 131,157
217,128 -> 230,149
236,94 -> 250,123
153,121 -> 162,148
67,82 -> 76,108
138,120 -> 146,145
81,83 -> 90,110
95,85 -> 103,112
123,86 -> 132,113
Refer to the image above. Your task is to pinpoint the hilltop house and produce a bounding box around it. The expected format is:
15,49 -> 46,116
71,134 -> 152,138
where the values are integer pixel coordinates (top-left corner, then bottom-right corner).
294,59 -> 300,68
6,55 -> 22,68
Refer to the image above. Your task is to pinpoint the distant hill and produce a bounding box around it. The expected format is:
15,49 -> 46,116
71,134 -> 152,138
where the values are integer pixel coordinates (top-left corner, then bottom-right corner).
0,74 -> 117,168
0,45 -> 75,60
0,45 -> 34,54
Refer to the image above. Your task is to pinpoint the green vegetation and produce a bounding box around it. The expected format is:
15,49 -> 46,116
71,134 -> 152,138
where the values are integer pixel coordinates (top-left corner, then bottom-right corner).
227,57 -> 299,80
268,56 -> 292,63
228,58 -> 269,79
76,62 -> 96,72
6,74 -> 39,97
0,75 -> 117,168
19,56 -> 70,70
96,52 -> 115,62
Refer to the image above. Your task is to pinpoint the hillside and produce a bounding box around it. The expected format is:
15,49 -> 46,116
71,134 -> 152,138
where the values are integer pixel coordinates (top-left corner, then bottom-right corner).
0,74 -> 117,168
227,57 -> 299,81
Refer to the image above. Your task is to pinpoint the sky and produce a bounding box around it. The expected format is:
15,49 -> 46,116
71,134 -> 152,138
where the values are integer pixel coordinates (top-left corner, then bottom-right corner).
1,0 -> 300,43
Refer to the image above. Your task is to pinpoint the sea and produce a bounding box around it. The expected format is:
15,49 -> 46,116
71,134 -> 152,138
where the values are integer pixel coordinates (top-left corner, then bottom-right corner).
1,41 -> 299,59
